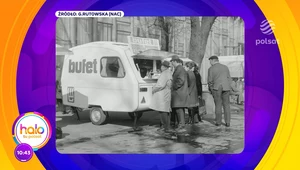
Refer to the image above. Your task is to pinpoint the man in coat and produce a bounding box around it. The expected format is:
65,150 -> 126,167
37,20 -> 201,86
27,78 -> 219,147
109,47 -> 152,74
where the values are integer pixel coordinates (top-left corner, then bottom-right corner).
150,60 -> 173,133
170,55 -> 189,130
208,56 -> 232,127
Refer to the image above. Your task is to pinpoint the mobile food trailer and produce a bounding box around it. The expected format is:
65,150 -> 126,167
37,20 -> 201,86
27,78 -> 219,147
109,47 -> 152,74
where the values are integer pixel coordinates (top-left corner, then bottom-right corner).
61,40 -> 180,126
56,44 -> 73,139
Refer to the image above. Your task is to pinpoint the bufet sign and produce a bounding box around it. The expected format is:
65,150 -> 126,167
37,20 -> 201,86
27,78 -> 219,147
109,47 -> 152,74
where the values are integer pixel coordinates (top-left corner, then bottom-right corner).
127,36 -> 160,54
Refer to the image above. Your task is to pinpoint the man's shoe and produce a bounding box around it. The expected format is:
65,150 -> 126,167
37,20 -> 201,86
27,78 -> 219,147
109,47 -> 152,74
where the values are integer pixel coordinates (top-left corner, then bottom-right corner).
215,123 -> 221,126
225,123 -> 230,127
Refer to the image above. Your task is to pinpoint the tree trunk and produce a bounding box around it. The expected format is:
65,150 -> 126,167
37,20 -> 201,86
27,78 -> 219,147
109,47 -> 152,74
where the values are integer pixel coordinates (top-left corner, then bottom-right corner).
137,17 -> 150,38
143,17 -> 150,38
157,17 -> 168,51
189,17 -> 216,66
165,33 -> 169,51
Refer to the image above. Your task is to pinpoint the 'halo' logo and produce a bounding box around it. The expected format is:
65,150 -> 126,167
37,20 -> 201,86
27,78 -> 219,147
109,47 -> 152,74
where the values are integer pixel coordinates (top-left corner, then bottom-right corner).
12,112 -> 52,151
260,20 -> 275,35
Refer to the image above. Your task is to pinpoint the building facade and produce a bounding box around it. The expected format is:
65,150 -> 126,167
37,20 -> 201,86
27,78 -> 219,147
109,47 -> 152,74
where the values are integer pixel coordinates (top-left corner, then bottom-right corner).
56,17 -> 244,58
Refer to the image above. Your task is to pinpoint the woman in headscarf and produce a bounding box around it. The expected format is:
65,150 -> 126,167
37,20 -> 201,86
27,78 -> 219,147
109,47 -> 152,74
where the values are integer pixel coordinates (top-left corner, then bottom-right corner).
150,60 -> 173,133
184,62 -> 199,124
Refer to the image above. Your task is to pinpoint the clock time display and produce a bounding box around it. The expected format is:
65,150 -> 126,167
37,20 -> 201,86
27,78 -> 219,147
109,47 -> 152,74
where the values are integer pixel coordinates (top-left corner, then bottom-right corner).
14,143 -> 33,162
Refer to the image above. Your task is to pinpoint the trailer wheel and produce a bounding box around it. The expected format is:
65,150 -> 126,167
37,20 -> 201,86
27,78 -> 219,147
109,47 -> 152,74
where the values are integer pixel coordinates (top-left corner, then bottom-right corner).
128,112 -> 143,120
90,107 -> 107,125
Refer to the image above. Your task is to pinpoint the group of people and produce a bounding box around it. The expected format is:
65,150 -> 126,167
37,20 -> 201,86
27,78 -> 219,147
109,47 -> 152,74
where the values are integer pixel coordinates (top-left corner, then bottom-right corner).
149,55 -> 204,133
150,55 -> 234,133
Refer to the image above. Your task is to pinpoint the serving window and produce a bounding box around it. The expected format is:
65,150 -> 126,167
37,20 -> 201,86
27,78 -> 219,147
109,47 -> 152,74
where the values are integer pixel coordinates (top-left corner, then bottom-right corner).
133,58 -> 162,79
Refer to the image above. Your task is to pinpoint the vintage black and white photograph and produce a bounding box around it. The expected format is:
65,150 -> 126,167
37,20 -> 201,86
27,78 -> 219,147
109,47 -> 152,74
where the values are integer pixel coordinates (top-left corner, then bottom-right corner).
55,17 -> 245,153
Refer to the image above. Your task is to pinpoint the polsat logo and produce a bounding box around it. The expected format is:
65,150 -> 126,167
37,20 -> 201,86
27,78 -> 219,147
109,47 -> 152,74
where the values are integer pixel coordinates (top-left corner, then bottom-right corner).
260,20 -> 275,35
256,19 -> 279,46
12,112 -> 52,151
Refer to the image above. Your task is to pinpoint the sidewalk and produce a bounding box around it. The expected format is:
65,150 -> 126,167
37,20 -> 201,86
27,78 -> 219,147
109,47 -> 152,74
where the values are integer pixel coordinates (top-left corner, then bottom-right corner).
56,104 -> 244,153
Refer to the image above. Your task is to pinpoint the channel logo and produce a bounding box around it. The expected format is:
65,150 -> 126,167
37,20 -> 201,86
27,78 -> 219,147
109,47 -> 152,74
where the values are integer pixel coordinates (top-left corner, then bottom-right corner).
12,112 -> 52,151
256,19 -> 279,46
260,20 -> 275,35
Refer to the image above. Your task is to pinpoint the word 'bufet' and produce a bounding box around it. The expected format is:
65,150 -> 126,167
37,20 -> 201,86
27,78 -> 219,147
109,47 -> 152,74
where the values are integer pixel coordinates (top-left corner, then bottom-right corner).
69,59 -> 97,73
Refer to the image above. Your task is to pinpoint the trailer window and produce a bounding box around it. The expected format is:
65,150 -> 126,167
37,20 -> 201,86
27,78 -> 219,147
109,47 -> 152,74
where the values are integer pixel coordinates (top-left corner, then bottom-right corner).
100,57 -> 125,78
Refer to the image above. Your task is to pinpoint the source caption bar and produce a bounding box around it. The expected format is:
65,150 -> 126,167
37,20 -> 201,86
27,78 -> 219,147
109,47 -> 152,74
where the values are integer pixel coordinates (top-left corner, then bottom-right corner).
55,11 -> 124,17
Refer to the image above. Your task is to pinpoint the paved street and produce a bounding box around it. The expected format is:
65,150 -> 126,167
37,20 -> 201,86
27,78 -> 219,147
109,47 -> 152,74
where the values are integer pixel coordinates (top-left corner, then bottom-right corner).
56,104 -> 244,154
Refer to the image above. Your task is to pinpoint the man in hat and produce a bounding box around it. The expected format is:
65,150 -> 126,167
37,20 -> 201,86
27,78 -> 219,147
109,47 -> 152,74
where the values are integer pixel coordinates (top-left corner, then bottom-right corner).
208,56 -> 232,127
150,60 -> 173,133
170,55 -> 189,131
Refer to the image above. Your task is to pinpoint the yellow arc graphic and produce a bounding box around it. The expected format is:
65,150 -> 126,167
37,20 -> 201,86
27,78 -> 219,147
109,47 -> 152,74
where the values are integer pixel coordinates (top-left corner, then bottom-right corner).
255,0 -> 300,169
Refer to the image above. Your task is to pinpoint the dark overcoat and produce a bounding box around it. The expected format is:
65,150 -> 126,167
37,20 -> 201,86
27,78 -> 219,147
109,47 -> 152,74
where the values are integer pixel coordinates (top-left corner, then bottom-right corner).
187,71 -> 199,107
171,65 -> 189,108
194,71 -> 203,97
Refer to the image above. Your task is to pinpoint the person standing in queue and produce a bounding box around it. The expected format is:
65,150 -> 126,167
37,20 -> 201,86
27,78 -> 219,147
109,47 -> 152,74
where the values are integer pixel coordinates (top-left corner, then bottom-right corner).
208,56 -> 232,127
170,55 -> 189,131
170,59 -> 183,128
184,62 -> 199,124
149,60 -> 173,133
193,62 -> 203,122
170,58 -> 185,128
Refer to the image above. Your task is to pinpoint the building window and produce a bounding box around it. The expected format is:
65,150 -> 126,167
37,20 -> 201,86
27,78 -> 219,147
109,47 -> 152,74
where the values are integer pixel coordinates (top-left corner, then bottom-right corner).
56,18 -> 72,48
149,33 -> 160,40
238,43 -> 244,55
97,22 -> 112,41
222,35 -> 228,55
77,18 -> 93,45
136,27 -> 141,37
116,20 -> 131,43
100,57 -> 125,78
222,28 -> 228,35
213,33 -> 220,55
229,38 -> 234,55
117,30 -> 130,43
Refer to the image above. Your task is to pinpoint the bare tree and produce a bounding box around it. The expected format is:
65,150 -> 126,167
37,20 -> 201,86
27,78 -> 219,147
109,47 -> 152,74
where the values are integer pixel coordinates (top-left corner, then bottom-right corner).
189,17 -> 216,66
155,17 -> 189,52
156,17 -> 172,51
136,17 -> 189,52
136,17 -> 150,38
